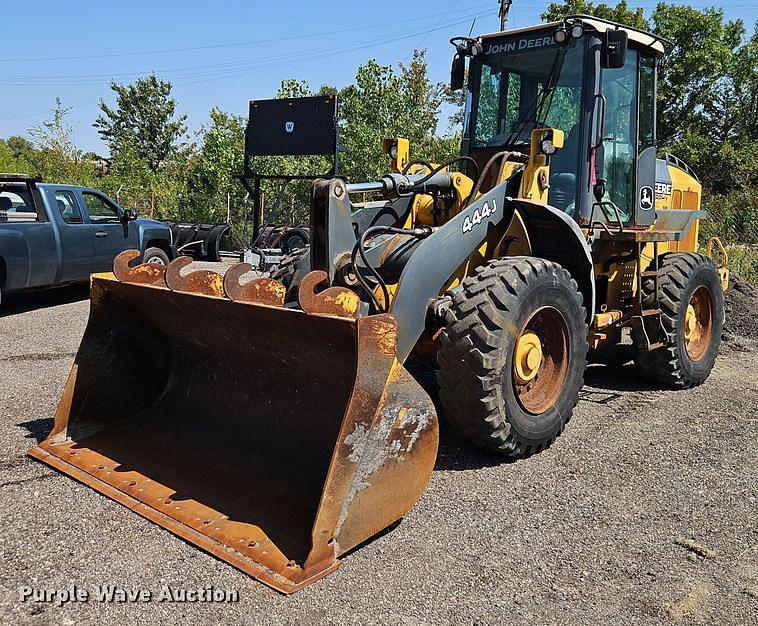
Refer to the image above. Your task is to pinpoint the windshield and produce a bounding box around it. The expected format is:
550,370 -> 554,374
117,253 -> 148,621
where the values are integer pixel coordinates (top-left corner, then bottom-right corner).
471,34 -> 586,148
467,33 -> 587,213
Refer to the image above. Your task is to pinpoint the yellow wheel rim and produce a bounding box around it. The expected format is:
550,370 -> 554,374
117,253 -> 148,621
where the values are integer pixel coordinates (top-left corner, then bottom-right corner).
685,286 -> 713,362
684,304 -> 697,340
514,332 -> 543,383
512,307 -> 570,415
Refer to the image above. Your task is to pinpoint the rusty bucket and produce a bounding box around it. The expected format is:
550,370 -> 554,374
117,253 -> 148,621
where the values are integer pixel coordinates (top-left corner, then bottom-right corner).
29,252 -> 438,593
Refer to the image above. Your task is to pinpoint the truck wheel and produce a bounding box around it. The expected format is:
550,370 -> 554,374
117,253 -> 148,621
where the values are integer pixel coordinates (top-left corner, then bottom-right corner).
143,247 -> 170,266
437,257 -> 587,458
635,252 -> 723,387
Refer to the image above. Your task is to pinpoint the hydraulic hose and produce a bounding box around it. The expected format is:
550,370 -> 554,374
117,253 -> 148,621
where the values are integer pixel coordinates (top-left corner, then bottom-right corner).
351,225 -> 433,313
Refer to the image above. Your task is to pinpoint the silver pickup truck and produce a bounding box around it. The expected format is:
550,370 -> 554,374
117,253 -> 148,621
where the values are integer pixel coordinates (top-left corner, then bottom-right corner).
0,174 -> 173,303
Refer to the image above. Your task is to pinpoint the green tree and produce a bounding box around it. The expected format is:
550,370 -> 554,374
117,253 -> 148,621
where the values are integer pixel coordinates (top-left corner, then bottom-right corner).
29,98 -> 80,161
94,75 -> 187,173
339,50 -> 446,182
541,0 -> 647,29
0,138 -> 34,174
653,6 -> 745,148
5,136 -> 37,165
185,108 -> 247,224
27,98 -> 94,185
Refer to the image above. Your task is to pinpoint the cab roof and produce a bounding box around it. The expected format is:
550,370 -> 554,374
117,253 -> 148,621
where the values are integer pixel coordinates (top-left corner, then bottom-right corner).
479,14 -> 666,57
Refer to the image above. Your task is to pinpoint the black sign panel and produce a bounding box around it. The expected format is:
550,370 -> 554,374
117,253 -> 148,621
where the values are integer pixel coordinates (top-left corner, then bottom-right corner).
245,96 -> 337,157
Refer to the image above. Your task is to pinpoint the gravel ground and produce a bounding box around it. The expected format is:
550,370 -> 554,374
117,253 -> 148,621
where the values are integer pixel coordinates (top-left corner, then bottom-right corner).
0,274 -> 756,625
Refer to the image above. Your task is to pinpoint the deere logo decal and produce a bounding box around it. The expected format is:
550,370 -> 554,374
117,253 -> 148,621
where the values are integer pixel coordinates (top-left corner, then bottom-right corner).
485,35 -> 556,55
655,182 -> 672,197
285,121 -> 295,133
640,186 -> 654,211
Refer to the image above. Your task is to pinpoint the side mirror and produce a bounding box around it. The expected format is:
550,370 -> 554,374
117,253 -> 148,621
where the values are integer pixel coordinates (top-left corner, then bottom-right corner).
450,53 -> 465,91
120,209 -> 137,225
601,30 -> 628,69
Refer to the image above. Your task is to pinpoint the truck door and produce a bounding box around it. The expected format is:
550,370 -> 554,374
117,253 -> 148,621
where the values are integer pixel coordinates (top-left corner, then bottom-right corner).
50,188 -> 96,282
79,190 -> 139,272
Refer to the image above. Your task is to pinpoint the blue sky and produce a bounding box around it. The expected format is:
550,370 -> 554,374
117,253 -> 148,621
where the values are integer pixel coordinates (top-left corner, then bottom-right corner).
0,0 -> 755,154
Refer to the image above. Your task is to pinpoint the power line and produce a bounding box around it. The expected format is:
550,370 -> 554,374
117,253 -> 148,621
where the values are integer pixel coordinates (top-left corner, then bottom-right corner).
0,4 -> 495,64
0,15 -> 491,87
0,13 -> 494,123
0,100 -> 99,123
416,0 -> 462,49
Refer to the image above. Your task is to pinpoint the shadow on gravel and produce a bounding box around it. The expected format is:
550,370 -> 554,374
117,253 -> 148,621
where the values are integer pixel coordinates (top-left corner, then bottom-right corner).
18,418 -> 54,444
583,362 -> 661,393
1,284 -> 89,317
408,358 -> 668,471
434,429 -> 508,471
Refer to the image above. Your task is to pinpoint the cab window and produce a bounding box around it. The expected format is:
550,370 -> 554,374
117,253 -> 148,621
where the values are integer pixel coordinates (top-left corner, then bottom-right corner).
55,190 -> 83,224
0,184 -> 36,216
82,192 -> 119,223
639,54 -> 655,151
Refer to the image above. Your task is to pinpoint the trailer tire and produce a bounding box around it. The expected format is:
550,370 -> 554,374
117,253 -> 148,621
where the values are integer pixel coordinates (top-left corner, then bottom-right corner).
635,252 -> 723,387
437,257 -> 587,458
143,247 -> 170,266
281,228 -> 310,254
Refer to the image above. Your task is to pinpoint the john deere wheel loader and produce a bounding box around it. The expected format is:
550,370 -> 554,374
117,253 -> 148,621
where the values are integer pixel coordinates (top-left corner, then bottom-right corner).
31,15 -> 728,593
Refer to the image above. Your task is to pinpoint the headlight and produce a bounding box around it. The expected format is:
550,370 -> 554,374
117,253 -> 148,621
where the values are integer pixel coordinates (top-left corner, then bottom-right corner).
571,24 -> 584,39
554,28 -> 568,44
541,139 -> 556,155
390,144 -> 398,159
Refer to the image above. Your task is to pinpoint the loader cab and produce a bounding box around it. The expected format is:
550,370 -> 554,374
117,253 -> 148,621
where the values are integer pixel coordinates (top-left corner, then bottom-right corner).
455,16 -> 665,228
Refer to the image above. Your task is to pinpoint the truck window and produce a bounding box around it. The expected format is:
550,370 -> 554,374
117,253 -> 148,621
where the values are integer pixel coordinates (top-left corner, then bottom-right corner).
0,184 -> 37,221
55,190 -> 84,224
82,192 -> 119,223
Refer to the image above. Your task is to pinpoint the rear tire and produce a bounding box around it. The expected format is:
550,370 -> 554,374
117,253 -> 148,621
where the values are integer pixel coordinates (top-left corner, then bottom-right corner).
270,246 -> 309,288
143,247 -> 170,266
437,257 -> 587,458
270,245 -> 309,303
635,252 -> 723,387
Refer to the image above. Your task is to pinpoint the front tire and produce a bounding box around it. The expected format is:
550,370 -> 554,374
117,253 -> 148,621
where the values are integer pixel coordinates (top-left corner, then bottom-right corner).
437,257 -> 587,458
635,252 -> 723,387
143,247 -> 170,266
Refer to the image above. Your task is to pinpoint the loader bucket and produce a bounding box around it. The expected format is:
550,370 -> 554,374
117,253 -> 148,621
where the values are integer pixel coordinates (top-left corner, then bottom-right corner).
29,253 -> 438,594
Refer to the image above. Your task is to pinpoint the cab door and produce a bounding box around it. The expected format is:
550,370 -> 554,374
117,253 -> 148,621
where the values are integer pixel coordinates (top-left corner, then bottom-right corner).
598,48 -> 657,226
78,190 -> 139,272
49,187 -> 96,282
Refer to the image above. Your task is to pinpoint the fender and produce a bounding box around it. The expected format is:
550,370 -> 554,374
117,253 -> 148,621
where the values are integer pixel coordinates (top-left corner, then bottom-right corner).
391,183 -> 513,361
509,198 -> 595,323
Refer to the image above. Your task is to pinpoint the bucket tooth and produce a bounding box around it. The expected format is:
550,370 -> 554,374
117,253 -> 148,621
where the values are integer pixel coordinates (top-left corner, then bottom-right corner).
298,271 -> 361,318
165,256 -> 225,297
223,263 -> 286,306
113,250 -> 167,287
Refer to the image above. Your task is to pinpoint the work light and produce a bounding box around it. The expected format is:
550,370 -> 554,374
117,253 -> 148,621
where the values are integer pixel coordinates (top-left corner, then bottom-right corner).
541,138 -> 557,155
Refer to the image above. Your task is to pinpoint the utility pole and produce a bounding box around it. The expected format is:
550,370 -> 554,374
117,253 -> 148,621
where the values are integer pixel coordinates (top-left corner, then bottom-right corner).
499,0 -> 512,31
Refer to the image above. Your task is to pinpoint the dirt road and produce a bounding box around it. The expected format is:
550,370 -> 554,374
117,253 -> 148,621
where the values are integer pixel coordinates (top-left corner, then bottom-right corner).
1,284 -> 756,625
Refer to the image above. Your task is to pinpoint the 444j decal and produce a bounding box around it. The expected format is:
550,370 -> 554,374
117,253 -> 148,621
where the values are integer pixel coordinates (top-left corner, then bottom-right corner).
462,198 -> 498,233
